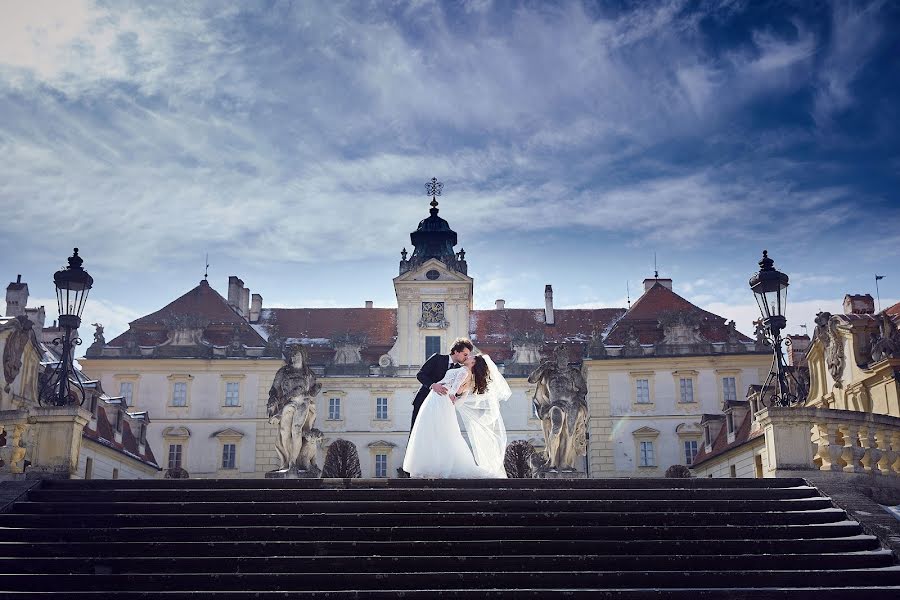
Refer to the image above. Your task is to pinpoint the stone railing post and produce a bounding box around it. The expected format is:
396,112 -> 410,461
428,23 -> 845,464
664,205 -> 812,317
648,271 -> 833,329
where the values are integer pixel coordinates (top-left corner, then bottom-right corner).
860,427 -> 883,475
757,407 -> 819,475
839,423 -> 865,474
26,406 -> 92,479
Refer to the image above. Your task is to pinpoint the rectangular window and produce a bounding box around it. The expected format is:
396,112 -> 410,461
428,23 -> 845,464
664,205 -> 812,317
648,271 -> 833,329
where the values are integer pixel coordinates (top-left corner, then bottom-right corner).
224,382 -> 240,406
375,454 -> 388,478
679,378 -> 694,403
172,382 -> 187,406
112,468 -> 119,480
85,457 -> 93,480
723,377 -> 737,402
726,412 -> 735,434
375,397 -> 389,420
115,410 -> 123,433
328,397 -> 341,420
639,441 -> 655,467
168,444 -> 182,469
425,336 -> 441,361
684,440 -> 699,466
222,444 -> 236,469
635,379 -> 650,403
119,382 -> 133,406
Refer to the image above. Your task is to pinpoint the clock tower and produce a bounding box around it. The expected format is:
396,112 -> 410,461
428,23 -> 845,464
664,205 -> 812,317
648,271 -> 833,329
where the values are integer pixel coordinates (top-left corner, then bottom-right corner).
389,179 -> 473,370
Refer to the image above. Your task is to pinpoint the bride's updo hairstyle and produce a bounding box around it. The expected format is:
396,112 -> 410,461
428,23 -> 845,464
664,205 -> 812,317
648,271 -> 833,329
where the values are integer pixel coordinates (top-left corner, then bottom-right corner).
472,355 -> 491,394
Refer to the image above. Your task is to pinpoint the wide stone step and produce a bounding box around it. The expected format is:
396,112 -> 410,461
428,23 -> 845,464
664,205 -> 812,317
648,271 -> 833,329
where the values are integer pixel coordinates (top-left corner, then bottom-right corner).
0,508 -> 848,529
3,550 -> 894,575
2,568 -> 900,592
0,536 -> 881,558
24,486 -> 822,503
37,477 -> 811,490
0,521 -> 865,543
2,588 -> 900,599
11,497 -> 834,514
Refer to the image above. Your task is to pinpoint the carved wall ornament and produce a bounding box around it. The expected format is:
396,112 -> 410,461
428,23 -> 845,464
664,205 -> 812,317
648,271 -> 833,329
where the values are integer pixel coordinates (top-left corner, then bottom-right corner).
658,310 -> 707,345
585,328 -> 607,359
418,301 -> 449,328
3,316 -> 33,391
814,311 -> 845,388
621,327 -> 643,357
870,313 -> 900,363
161,314 -> 211,346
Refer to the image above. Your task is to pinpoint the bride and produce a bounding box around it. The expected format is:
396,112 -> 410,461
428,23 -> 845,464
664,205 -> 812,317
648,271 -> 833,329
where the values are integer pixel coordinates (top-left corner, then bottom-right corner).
403,354 -> 511,478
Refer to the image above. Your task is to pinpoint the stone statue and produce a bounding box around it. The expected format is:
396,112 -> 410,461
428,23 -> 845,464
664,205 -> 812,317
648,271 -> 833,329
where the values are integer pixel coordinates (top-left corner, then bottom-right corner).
0,423 -> 28,474
527,345 -> 588,473
267,344 -> 321,475
91,323 -> 105,346
871,313 -> 900,363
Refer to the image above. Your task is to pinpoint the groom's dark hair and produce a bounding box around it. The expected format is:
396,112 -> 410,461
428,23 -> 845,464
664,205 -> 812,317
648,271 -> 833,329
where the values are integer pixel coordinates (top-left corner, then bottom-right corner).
450,338 -> 474,354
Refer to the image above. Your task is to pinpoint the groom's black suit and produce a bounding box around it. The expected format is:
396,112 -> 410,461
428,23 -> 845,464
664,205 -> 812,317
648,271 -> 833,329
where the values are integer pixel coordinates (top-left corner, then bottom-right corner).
411,353 -> 459,429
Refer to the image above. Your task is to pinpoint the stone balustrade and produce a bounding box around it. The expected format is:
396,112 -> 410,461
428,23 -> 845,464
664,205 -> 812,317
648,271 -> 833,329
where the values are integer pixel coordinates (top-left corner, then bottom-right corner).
758,407 -> 900,477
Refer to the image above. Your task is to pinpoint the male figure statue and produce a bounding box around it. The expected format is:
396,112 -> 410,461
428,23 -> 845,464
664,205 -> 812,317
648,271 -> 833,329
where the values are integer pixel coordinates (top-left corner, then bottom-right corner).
267,344 -> 321,472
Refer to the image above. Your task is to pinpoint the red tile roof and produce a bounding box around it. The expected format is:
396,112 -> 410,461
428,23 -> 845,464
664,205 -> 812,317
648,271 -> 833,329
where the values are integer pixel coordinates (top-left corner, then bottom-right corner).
109,280 -> 266,348
605,283 -> 753,345
470,308 -> 625,361
690,410 -> 762,468
262,308 -> 397,363
82,406 -> 160,470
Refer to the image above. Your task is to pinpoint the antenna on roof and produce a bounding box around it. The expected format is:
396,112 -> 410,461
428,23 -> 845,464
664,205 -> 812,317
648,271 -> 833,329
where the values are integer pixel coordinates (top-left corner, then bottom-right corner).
876,274 -> 885,312
799,324 -> 808,336
626,281 -> 631,309
653,252 -> 659,279
204,253 -> 210,281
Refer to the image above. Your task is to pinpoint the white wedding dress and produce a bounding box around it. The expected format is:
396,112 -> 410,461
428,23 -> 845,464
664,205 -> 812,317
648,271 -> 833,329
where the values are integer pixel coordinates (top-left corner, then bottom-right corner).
403,355 -> 511,478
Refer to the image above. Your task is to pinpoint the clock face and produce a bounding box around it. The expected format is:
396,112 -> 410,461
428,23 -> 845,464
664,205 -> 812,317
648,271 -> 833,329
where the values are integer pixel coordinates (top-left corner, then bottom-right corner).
425,269 -> 440,280
422,302 -> 445,323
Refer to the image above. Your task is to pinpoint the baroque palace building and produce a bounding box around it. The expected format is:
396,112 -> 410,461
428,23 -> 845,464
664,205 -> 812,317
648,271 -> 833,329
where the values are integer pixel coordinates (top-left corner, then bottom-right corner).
79,193 -> 771,479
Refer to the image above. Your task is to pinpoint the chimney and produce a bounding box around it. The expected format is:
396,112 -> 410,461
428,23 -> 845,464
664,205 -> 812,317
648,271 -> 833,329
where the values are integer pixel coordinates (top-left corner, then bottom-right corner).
786,334 -> 811,367
544,285 -> 555,325
250,294 -> 263,322
24,306 -> 46,333
643,277 -> 673,292
365,301 -> 373,309
5,275 -> 29,317
241,286 -> 251,320
842,294 -> 874,315
227,276 -> 244,314
495,299 -> 506,310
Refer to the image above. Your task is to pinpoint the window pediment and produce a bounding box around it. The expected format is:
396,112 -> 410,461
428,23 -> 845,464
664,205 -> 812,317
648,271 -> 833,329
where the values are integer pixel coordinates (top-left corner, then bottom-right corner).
632,426 -> 660,438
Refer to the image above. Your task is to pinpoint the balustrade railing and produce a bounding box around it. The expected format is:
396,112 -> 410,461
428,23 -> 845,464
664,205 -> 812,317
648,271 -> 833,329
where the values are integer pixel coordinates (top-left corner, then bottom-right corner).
759,407 -> 900,477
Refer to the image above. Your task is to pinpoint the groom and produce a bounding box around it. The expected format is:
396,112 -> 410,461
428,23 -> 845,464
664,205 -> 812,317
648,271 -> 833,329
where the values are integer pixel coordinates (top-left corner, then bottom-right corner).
410,337 -> 473,429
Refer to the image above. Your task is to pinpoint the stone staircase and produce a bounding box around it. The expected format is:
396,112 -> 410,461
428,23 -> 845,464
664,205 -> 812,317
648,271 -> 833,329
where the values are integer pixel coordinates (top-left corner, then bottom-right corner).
0,477 -> 898,598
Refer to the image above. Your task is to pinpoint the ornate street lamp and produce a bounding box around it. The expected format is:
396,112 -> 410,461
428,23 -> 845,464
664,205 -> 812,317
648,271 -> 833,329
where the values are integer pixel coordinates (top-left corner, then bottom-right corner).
40,248 -> 93,406
749,250 -> 799,407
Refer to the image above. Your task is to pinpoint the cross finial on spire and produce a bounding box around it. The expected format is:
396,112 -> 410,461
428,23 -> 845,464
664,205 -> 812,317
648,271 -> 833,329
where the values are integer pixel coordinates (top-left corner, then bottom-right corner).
204,253 -> 210,280
426,177 -> 443,215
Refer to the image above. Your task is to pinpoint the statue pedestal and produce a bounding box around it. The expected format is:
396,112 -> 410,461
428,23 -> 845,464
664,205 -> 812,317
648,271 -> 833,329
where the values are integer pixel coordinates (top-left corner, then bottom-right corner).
265,465 -> 321,479
534,469 -> 587,480
26,406 -> 92,480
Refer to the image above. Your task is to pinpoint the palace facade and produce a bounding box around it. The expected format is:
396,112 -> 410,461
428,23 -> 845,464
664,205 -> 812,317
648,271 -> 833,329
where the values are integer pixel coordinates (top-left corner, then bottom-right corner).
79,194 -> 771,479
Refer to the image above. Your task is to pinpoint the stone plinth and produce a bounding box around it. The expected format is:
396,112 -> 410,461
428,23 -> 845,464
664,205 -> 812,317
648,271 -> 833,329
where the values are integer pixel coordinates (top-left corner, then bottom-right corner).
26,406 -> 92,479
265,466 -> 322,479
534,469 -> 587,479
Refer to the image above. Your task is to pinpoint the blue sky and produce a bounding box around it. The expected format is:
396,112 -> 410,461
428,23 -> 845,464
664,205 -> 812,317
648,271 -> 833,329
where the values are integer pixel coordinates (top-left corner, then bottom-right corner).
1,0 -> 898,342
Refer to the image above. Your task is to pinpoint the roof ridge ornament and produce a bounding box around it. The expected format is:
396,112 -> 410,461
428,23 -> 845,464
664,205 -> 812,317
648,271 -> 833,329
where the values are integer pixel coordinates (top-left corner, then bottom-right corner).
426,177 -> 443,215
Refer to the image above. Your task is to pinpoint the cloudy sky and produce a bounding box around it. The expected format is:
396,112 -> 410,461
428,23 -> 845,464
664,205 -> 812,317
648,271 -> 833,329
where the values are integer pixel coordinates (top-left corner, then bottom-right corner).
1,0 -> 898,342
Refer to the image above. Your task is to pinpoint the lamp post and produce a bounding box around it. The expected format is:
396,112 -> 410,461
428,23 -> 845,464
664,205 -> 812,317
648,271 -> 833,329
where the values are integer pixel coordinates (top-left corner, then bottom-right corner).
40,248 -> 93,406
749,250 -> 798,407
